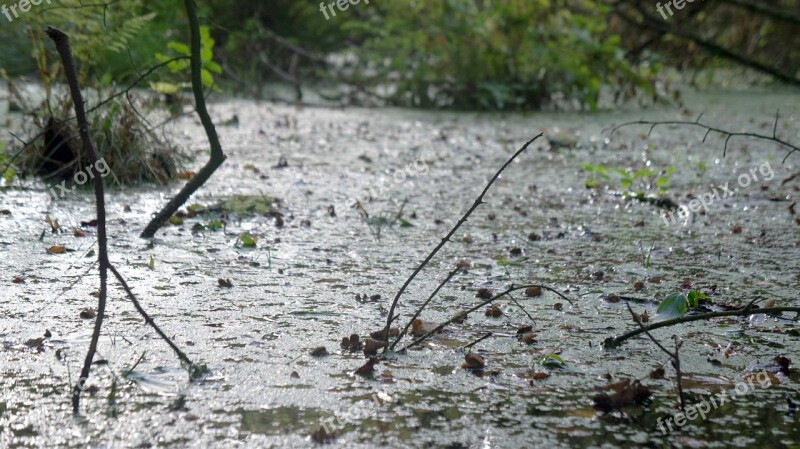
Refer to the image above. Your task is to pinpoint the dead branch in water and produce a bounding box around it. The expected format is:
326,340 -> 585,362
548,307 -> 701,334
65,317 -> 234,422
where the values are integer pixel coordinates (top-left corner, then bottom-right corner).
381,134 -> 543,354
44,25 -> 110,414
141,0 -> 227,238
604,306 -> 800,349
608,112 -> 800,163
45,25 -> 202,413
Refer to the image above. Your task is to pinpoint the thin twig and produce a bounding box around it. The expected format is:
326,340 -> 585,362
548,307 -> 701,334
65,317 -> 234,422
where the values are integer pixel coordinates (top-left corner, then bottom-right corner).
604,306 -> 800,348
461,332 -> 493,350
382,134 -> 543,353
399,284 -> 572,352
107,264 -> 196,369
607,112 -> 799,162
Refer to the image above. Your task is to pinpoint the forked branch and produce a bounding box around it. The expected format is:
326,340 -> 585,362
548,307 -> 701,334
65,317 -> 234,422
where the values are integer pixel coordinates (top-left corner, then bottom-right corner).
608,111 -> 799,162
381,134 -> 544,353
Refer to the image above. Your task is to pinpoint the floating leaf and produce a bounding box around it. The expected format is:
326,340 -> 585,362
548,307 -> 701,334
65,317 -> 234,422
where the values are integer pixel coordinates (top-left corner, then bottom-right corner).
46,245 -> 66,254
237,233 -> 257,248
540,353 -> 564,368
657,292 -> 688,319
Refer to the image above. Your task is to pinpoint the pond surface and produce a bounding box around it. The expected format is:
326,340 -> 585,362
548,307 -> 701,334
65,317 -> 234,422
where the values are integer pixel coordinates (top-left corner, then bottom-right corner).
0,88 -> 798,448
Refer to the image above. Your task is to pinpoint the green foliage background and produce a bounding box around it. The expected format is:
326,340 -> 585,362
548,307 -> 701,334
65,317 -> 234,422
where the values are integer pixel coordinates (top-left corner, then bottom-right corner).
0,0 -> 797,111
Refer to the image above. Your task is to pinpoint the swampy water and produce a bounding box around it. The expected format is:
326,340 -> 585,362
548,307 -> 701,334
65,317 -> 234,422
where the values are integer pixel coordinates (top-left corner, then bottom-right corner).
1,88 -> 799,448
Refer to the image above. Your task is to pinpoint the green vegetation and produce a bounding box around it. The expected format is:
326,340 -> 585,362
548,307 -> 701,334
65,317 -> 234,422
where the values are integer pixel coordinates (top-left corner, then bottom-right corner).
656,289 -> 711,319
581,163 -> 674,195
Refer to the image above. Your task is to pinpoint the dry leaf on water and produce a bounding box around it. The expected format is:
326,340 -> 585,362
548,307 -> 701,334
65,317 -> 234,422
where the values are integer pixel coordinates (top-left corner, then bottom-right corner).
519,332 -> 537,345
592,378 -> 651,413
411,319 -> 439,337
217,278 -> 233,288
355,357 -> 379,376
369,327 -> 398,341
649,366 -> 665,379
462,353 -> 485,370
311,426 -> 334,444
363,339 -> 387,356
310,346 -> 328,357
341,334 -> 363,351
46,245 -> 66,254
525,286 -> 542,297
485,304 -> 502,317
476,288 -> 494,299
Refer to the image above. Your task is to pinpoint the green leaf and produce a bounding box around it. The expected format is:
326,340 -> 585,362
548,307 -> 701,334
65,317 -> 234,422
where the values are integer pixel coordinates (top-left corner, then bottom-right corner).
166,42 -> 191,55
149,81 -> 180,94
686,289 -> 709,308
657,292 -> 688,319
399,219 -> 414,228
540,353 -> 564,368
237,233 -> 257,248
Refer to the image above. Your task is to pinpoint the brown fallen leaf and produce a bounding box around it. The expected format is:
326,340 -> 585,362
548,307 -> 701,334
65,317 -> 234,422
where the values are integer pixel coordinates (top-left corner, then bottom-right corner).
452,312 -> 468,324
73,229 -> 86,237
80,308 -> 96,319
310,346 -> 328,357
355,357 -> 379,376
532,370 -> 550,380
176,171 -> 196,180
12,277 -> 24,284
47,245 -> 66,254
633,280 -> 645,291
649,366 -> 665,379
485,304 -> 503,317
592,378 -> 651,413
369,327 -> 398,341
519,332 -> 537,345
363,339 -> 387,356
290,371 -> 300,379
217,278 -> 233,288
24,337 -> 45,347
311,426 -> 334,444
605,293 -> 620,303
525,286 -> 542,297
516,325 -> 533,335
476,288 -> 494,299
462,353 -> 485,370
411,319 -> 439,337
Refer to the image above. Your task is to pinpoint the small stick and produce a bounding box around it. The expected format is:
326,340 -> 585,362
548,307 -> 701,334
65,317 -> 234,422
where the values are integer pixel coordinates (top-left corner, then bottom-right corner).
461,332 -> 493,350
381,134 -> 544,352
